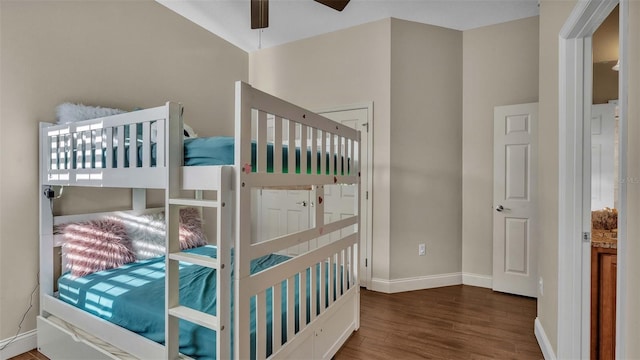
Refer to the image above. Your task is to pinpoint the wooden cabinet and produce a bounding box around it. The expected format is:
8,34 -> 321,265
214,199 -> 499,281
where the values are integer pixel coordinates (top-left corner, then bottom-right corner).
591,246 -> 617,360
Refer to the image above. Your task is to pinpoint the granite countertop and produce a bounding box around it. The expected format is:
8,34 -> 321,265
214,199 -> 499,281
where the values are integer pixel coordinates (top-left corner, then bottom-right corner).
591,229 -> 617,249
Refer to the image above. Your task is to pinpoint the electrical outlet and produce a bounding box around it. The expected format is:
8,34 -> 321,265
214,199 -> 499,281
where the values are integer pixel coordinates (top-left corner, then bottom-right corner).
538,277 -> 544,296
418,243 -> 426,256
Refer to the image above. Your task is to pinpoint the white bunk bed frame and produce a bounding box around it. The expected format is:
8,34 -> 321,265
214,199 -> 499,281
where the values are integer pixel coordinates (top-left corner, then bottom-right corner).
38,81 -> 361,359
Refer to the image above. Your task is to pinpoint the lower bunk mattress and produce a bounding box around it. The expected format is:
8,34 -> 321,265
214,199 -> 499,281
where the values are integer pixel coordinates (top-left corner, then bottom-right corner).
57,245 -> 346,359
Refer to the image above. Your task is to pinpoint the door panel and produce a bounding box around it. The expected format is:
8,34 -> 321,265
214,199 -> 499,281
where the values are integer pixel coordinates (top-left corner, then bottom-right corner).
493,103 -> 538,298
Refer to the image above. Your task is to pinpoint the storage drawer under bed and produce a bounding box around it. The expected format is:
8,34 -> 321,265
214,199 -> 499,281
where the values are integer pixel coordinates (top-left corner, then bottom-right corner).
37,316 -> 117,360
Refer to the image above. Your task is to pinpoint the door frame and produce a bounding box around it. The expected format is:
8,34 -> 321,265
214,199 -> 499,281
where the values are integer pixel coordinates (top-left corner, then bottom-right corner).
315,102 -> 374,289
558,0 -> 627,358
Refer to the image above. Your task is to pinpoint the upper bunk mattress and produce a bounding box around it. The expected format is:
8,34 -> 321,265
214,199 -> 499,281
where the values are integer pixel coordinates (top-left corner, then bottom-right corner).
186,137 -> 347,173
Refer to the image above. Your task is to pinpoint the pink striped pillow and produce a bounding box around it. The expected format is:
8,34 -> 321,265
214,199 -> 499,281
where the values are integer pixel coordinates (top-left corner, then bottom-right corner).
178,207 -> 208,249
62,218 -> 136,277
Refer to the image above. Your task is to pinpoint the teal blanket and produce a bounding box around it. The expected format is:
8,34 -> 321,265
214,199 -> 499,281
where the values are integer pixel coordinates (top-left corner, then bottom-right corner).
58,246 -> 345,359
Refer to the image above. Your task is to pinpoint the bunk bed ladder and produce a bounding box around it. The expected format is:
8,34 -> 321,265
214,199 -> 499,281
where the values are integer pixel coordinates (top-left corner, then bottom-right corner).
163,101 -> 233,359
165,182 -> 232,360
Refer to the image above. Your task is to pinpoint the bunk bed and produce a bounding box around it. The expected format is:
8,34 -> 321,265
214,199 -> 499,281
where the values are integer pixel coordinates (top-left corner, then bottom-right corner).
38,81 -> 361,359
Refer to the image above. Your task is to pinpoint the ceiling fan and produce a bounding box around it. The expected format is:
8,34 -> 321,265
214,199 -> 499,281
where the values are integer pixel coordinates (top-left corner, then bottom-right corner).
251,0 -> 350,29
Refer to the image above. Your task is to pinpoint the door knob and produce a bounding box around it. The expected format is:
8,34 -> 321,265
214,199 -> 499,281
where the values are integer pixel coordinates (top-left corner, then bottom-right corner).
496,205 -> 508,212
296,201 -> 307,207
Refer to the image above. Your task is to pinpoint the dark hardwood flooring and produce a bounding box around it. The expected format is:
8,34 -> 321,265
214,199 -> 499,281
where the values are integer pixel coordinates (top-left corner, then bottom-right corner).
335,285 -> 543,360
8,349 -> 48,360
13,285 -> 541,359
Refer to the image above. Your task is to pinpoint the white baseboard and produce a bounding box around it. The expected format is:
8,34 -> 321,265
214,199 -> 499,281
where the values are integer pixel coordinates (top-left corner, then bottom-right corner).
370,272 -> 462,293
0,330 -> 37,360
534,317 -> 556,360
462,272 -> 493,289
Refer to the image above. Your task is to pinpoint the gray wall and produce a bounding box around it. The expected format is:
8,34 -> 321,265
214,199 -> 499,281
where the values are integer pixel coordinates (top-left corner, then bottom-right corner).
461,17 -> 539,277
250,18 -> 464,283
0,0 -> 247,340
249,19 -> 393,280
389,19 -> 463,278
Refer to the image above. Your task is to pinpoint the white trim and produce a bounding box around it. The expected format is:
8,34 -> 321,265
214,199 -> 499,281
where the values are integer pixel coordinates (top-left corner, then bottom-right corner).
534,318 -> 557,360
462,273 -> 492,289
558,1 -> 622,359
0,330 -> 37,360
370,272 -> 462,294
315,102 -> 374,290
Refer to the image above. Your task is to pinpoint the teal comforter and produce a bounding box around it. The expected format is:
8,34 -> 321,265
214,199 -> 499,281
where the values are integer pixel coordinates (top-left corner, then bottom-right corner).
58,245 -> 345,359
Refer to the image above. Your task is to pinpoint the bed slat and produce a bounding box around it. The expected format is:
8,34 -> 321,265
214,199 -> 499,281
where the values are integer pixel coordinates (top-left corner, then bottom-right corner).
256,291 -> 267,360
116,126 -> 125,168
329,255 -> 335,306
141,122 -> 151,168
310,127 -> 318,174
288,120 -> 295,174
300,267 -> 307,328
129,124 -> 137,168
341,249 -> 347,296
257,111 -> 267,173
320,131 -> 327,175
310,264 -> 316,323
287,275 -> 296,343
329,133 -> 335,176
300,125 -> 308,174
272,282 -> 282,355
274,116 -> 283,174
155,119 -> 165,167
105,128 -> 113,168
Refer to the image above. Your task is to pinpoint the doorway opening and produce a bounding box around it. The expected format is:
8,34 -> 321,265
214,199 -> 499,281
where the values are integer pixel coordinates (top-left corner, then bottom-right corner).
590,6 -> 619,359
558,0 -> 627,358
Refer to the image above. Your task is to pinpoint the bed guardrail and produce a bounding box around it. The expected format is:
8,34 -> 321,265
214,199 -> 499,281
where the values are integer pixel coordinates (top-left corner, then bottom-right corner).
41,104 -> 176,188
234,81 -> 361,359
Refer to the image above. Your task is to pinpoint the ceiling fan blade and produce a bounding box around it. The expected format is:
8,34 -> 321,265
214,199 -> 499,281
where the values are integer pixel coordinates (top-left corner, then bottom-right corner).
314,0 -> 350,12
251,0 -> 269,29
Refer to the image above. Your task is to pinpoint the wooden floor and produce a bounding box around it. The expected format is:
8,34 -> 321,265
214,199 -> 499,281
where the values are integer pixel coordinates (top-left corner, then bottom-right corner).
8,349 -> 48,360
335,285 -> 543,360
13,285 -> 541,360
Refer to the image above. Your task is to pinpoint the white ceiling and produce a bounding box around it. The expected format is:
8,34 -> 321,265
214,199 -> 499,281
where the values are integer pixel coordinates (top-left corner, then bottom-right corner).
157,0 -> 540,53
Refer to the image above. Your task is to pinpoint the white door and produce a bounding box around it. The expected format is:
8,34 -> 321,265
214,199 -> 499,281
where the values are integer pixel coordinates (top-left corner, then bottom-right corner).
591,102 -> 617,210
493,103 -> 538,298
255,106 -> 371,286
257,189 -> 311,255
317,108 -> 370,288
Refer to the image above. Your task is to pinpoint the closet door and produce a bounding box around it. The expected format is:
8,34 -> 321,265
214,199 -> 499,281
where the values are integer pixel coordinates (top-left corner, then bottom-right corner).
257,189 -> 311,255
493,103 -> 539,298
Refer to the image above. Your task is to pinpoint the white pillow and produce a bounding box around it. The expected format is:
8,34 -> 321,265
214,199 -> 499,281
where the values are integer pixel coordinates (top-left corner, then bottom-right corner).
150,122 -> 198,142
56,103 -> 126,124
